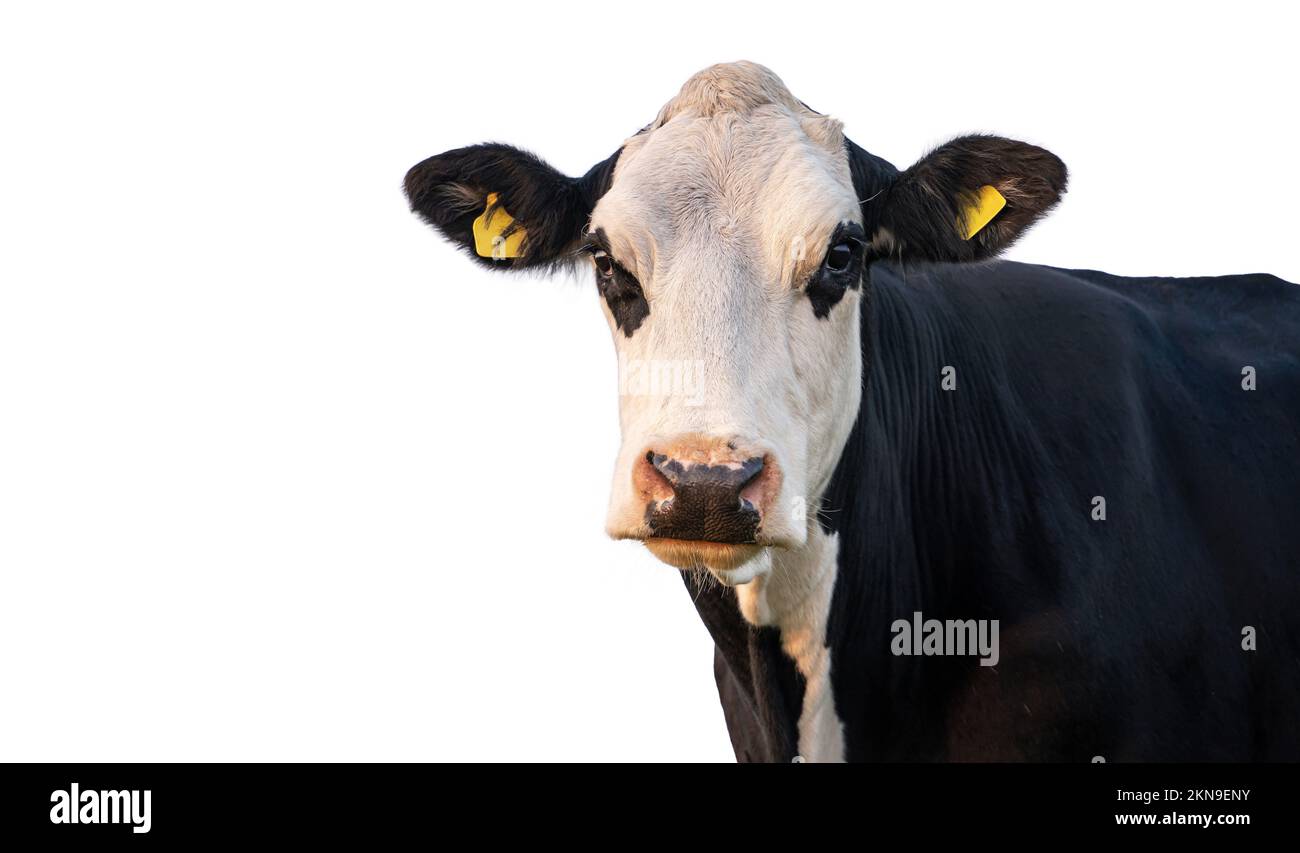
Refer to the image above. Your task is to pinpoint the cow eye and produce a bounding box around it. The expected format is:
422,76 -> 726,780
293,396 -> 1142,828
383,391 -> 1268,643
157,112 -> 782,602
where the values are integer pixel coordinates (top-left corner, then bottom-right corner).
592,250 -> 615,278
825,241 -> 856,273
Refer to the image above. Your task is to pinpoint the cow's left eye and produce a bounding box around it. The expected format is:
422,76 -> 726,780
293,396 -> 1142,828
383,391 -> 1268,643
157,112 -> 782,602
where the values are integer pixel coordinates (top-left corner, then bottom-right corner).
825,241 -> 857,273
592,250 -> 615,278
806,225 -> 865,319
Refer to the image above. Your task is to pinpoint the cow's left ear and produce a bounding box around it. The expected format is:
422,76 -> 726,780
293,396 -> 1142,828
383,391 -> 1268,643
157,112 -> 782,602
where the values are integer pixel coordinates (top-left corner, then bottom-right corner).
404,143 -> 620,271
869,135 -> 1067,263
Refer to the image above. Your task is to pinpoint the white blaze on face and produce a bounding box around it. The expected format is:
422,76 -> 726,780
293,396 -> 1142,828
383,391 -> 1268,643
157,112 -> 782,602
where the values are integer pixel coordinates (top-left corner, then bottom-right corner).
592,62 -> 864,579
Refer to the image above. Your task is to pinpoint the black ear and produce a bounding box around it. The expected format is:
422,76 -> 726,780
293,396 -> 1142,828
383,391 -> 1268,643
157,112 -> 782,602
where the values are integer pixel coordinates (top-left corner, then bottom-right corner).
869,135 -> 1067,263
403,143 -> 620,271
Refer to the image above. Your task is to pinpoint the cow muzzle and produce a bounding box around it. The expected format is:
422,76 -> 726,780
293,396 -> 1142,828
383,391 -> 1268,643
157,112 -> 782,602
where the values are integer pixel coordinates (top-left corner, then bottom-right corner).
643,452 -> 765,542
612,435 -> 790,574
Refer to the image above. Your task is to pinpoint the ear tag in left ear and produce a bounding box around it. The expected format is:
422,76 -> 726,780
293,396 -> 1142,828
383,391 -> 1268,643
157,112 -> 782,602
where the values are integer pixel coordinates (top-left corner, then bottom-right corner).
959,185 -> 1007,240
473,192 -> 526,259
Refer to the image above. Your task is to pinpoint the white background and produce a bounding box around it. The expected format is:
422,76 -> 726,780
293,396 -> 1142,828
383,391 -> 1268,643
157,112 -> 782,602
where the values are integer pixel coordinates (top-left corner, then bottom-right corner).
1,1 -> 1296,761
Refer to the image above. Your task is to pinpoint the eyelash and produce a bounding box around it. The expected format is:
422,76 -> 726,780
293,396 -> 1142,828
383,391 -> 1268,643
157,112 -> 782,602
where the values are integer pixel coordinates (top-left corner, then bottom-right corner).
593,251 -> 615,278
582,244 -> 628,283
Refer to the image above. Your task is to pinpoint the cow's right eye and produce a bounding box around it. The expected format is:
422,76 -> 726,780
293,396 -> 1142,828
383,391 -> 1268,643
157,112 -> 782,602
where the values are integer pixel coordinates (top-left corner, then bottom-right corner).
593,250 -> 615,278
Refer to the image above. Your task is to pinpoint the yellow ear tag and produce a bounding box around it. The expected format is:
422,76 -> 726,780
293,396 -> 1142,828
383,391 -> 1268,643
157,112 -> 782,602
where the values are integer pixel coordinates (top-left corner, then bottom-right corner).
959,185 -> 1007,240
472,192 -> 526,259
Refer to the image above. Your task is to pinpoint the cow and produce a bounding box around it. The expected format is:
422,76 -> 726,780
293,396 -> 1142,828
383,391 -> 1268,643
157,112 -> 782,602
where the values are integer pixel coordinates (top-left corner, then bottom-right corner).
403,61 -> 1300,762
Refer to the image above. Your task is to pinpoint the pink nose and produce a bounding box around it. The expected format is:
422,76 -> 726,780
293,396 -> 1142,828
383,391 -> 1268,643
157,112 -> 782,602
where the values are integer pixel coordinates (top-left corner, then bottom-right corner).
632,438 -> 781,544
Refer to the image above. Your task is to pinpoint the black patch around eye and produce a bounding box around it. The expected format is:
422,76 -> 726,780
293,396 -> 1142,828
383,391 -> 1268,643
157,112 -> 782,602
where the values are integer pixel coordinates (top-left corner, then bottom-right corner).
602,268 -> 649,336
807,221 -> 866,319
586,229 -> 649,336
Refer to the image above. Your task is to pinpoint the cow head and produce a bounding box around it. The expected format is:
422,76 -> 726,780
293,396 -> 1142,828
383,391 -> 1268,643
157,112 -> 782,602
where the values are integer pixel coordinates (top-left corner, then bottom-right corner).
405,62 -> 1065,585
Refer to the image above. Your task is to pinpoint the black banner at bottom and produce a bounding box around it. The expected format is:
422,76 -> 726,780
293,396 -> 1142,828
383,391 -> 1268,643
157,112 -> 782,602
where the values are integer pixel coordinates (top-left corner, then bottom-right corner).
0,762 -> 1290,841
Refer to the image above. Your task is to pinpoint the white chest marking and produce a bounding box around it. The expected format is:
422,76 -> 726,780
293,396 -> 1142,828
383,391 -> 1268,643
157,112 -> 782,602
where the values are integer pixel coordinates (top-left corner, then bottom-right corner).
734,527 -> 845,762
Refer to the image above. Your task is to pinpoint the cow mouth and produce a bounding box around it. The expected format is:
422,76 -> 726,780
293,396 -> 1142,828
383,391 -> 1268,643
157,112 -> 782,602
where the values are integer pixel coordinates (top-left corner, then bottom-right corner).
642,538 -> 765,573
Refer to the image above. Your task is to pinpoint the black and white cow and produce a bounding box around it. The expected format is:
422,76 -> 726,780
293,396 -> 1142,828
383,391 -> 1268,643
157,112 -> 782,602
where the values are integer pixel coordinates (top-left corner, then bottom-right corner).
405,62 -> 1300,762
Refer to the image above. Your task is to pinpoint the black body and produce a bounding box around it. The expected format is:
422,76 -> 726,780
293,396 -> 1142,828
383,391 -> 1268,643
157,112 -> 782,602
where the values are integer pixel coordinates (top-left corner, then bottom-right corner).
694,260 -> 1300,762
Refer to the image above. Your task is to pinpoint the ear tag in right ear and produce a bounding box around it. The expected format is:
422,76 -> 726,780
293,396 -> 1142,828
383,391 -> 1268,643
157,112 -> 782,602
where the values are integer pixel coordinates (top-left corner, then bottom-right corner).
959,185 -> 1007,240
473,192 -> 526,259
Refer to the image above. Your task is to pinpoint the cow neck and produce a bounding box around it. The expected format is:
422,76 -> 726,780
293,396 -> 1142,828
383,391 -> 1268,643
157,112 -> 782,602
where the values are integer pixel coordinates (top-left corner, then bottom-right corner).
825,262 -> 1046,625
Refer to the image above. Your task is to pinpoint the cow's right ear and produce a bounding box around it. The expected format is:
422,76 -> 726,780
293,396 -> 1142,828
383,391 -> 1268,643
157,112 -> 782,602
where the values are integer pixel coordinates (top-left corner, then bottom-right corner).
403,143 -> 620,271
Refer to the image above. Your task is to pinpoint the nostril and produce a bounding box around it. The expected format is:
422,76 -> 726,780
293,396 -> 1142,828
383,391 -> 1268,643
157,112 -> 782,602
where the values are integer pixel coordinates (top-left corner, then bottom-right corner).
635,451 -> 676,505
738,454 -> 776,514
735,456 -> 764,491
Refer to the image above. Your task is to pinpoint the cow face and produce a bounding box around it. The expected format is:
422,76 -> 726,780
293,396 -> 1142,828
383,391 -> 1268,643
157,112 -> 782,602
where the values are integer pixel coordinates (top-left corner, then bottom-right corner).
405,62 -> 1065,584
